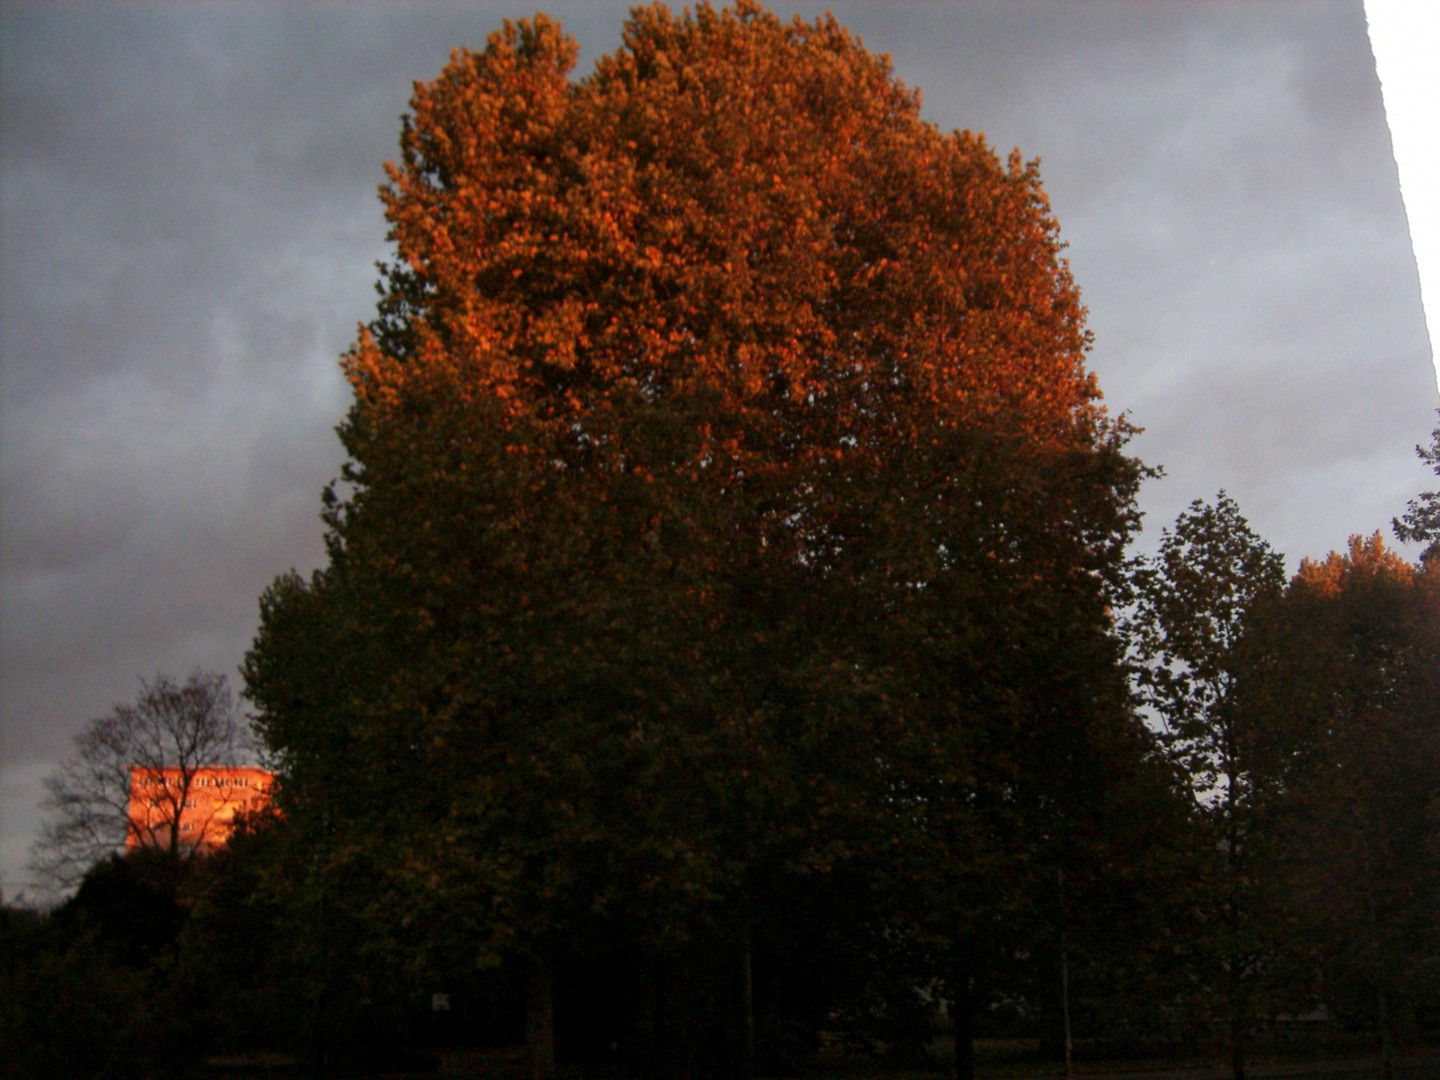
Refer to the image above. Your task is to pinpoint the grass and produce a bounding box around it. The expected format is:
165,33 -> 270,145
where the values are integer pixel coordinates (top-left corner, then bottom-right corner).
203,1034 -> 1440,1080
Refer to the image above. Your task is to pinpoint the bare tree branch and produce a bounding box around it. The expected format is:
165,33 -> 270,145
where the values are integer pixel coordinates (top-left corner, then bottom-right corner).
28,671 -> 250,898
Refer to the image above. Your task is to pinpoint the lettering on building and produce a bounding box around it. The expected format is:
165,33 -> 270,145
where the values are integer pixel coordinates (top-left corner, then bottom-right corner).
125,766 -> 275,853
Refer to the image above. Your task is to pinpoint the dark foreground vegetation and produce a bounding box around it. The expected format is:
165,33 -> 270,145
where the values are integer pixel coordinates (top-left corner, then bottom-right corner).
8,512 -> 1437,1080
3,842 -> 1439,1080
9,5 -> 1439,1079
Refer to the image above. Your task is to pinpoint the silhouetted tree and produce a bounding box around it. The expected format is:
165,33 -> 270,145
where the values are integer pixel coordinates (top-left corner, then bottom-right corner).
28,671 -> 248,898
1393,413 -> 1440,561
1130,493 -> 1297,1080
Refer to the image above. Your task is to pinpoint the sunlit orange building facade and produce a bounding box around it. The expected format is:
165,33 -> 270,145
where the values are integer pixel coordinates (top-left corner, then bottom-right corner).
125,766 -> 274,852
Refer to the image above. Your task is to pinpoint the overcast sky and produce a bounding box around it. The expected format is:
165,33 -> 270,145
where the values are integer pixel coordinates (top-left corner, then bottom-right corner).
2,1 -> 1436,901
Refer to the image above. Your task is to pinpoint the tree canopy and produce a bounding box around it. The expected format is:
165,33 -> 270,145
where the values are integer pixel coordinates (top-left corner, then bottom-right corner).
1252,536 -> 1440,1064
1131,494 -> 1298,1080
1393,413 -> 1440,561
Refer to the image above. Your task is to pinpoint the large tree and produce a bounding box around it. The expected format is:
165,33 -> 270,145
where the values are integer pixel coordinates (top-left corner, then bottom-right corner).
245,5 -> 1147,1074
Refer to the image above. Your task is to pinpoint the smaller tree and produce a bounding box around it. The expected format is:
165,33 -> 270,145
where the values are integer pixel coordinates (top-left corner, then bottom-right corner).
28,671 -> 249,897
1129,493 -> 1291,1080
1392,412 -> 1440,561
1130,492 -> 1286,804
1253,537 -> 1440,1077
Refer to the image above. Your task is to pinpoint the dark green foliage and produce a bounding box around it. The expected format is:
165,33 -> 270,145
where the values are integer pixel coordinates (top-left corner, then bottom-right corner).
1393,412 -> 1440,561
55,850 -> 187,966
1130,492 -> 1287,799
0,852 -> 195,1080
1130,494 -> 1308,1079
1245,540 -> 1440,1061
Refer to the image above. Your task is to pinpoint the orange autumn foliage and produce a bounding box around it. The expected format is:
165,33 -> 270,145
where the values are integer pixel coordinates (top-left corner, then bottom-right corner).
1292,531 -> 1416,598
345,2 -> 1116,505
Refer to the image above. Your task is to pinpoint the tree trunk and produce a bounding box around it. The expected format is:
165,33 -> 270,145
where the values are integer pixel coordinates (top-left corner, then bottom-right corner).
1365,882 -> 1395,1080
951,974 -> 975,1080
1226,800 -> 1247,1080
741,929 -> 755,1080
526,963 -> 555,1080
1227,956 -> 1248,1080
1058,868 -> 1074,1080
1375,977 -> 1394,1080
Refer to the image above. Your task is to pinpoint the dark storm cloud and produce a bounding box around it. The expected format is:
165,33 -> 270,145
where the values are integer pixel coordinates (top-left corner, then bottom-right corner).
0,0 -> 634,895
904,1 -> 1433,553
2,1 -> 1434,897
0,5 -> 394,886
